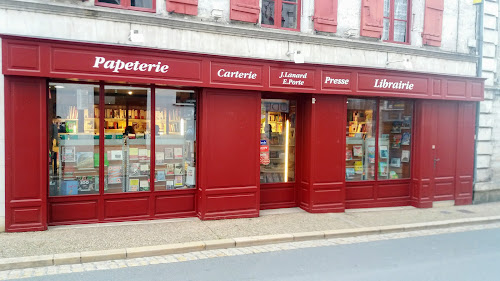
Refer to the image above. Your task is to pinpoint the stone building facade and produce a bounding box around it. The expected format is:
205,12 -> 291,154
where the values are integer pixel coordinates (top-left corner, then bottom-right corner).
0,0 -> 489,231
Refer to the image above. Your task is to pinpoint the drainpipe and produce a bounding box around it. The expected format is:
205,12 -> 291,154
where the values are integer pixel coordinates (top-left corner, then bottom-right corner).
473,1 -> 484,194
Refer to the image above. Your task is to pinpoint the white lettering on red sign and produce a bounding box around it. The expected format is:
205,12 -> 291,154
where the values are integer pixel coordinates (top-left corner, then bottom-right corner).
92,56 -> 169,74
324,77 -> 349,85
217,69 -> 257,80
374,79 -> 414,90
279,72 -> 307,85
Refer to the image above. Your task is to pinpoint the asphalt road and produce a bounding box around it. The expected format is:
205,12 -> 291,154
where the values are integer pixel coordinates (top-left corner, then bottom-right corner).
25,227 -> 500,281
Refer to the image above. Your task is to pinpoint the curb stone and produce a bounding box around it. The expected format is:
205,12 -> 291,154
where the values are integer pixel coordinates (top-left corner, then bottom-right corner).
1,216 -> 500,271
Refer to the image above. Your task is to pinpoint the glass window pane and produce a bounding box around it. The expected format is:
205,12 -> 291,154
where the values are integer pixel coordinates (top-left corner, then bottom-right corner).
394,0 -> 408,20
131,0 -> 153,8
378,100 -> 413,180
384,0 -> 390,18
98,0 -> 120,4
382,18 -> 390,41
262,0 -> 275,25
281,3 -> 297,29
393,20 -> 407,42
155,89 -> 197,190
103,86 -> 151,193
49,83 -> 100,196
260,99 -> 296,183
346,99 -> 377,181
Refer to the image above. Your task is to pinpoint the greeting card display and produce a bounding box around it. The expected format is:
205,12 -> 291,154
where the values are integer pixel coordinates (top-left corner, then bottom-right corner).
401,132 -> 411,145
346,150 -> 353,160
401,150 -> 410,162
353,145 -> 363,157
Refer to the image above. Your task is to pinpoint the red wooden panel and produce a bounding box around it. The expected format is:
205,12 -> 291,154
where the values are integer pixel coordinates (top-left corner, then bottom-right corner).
260,185 -> 295,205
166,0 -> 198,15
321,71 -> 352,91
432,79 -> 441,97
471,82 -> 483,99
11,208 -> 41,225
49,201 -> 98,223
104,197 -> 150,218
454,102 -> 475,205
445,80 -> 467,99
210,62 -> 263,86
155,194 -> 195,214
269,67 -> 315,89
5,77 -> 47,232
302,95 -> 345,212
378,183 -> 410,199
5,42 -> 40,72
434,102 -> 457,201
198,89 -> 260,219
360,0 -> 384,38
422,0 -> 444,46
345,185 -> 375,201
314,0 -> 339,33
230,0 -> 260,23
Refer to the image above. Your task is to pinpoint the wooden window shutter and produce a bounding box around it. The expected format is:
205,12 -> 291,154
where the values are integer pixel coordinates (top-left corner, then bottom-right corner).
313,0 -> 339,33
422,0 -> 444,46
166,0 -> 198,16
230,0 -> 260,23
360,0 -> 384,38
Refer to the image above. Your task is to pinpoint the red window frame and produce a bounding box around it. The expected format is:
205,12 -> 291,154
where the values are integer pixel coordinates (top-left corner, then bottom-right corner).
261,0 -> 301,31
383,0 -> 411,44
95,0 -> 156,13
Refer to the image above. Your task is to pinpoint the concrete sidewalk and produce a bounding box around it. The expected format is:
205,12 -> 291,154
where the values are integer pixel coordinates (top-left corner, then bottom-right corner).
1,201 -> 500,270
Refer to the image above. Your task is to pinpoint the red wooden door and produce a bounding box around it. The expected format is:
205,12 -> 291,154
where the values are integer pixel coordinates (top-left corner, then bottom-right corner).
432,101 -> 458,201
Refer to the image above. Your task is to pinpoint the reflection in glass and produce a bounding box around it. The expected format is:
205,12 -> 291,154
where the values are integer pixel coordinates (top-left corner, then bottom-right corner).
103,86 -> 151,193
155,89 -> 197,190
260,99 -> 296,183
394,0 -> 408,20
131,0 -> 153,8
393,20 -> 407,42
281,3 -> 297,29
382,18 -> 390,41
378,100 -> 413,179
48,83 -> 100,196
262,0 -> 275,25
383,0 -> 390,17
346,99 -> 377,181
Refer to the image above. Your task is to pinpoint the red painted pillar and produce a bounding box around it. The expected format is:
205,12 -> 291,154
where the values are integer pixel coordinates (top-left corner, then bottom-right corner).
5,77 -> 48,232
197,89 -> 261,219
454,102 -> 476,205
299,94 -> 346,213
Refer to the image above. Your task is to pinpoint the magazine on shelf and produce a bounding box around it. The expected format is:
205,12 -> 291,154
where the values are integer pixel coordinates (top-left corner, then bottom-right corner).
401,150 -> 410,162
174,175 -> 183,187
401,132 -> 411,145
391,134 -> 402,148
76,152 -> 94,169
165,147 -> 174,159
129,163 -> 140,176
346,150 -> 353,160
402,116 -> 412,128
379,162 -> 388,176
155,152 -> 165,164
390,158 -> 401,168
166,180 -> 174,190
107,165 -> 122,184
156,170 -> 166,181
353,145 -> 363,157
174,163 -> 183,175
166,164 -> 175,175
368,146 -> 375,163
389,171 -> 399,179
379,145 -> 388,159
139,180 -> 149,191
110,150 -> 123,161
391,121 -> 402,133
174,147 -> 183,159
61,146 -> 76,162
129,147 -> 139,160
140,164 -> 149,176
354,161 -> 363,174
346,168 -> 355,180
128,179 -> 139,192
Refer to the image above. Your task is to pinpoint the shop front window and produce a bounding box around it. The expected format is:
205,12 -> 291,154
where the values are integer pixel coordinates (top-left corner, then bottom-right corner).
48,83 -> 100,196
103,86 -> 151,193
346,99 -> 377,181
155,89 -> 197,190
378,100 -> 413,179
260,99 -> 296,184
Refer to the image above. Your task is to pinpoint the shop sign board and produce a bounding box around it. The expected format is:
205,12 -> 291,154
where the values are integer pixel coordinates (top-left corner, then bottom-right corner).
357,74 -> 428,94
322,71 -> 352,90
211,62 -> 262,85
269,67 -> 315,88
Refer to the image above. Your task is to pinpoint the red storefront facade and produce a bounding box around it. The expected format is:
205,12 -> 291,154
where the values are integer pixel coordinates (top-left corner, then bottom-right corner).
2,35 -> 483,232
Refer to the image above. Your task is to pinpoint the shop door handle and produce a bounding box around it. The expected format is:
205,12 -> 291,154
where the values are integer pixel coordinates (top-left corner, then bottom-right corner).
433,158 -> 440,168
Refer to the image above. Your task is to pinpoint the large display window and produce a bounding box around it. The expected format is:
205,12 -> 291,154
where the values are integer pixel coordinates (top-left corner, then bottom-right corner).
346,98 -> 413,181
48,83 -> 100,196
48,82 -> 197,197
260,99 -> 296,183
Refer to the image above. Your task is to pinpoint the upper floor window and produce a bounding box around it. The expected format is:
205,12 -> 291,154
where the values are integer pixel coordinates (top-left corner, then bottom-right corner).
96,0 -> 155,12
261,0 -> 300,31
382,0 -> 410,43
